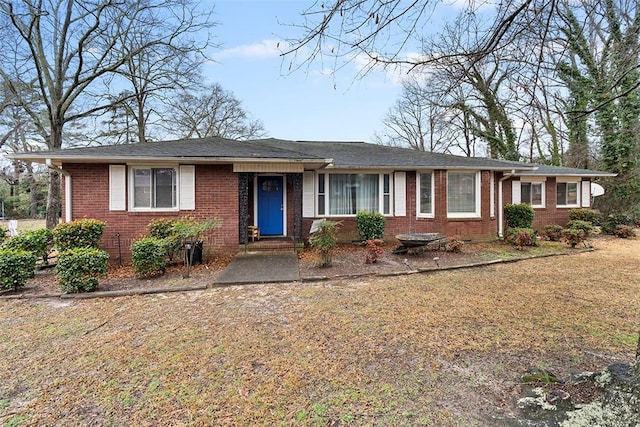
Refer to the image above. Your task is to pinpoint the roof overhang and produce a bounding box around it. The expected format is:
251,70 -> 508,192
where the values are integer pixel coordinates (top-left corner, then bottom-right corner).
8,153 -> 333,171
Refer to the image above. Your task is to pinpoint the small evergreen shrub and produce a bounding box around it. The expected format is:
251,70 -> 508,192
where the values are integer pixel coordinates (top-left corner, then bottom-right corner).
56,247 -> 109,293
355,211 -> 386,241
309,220 -> 341,267
0,250 -> 36,291
566,220 -> 594,236
147,218 -> 183,261
505,227 -> 538,250
613,225 -> 634,238
601,214 -> 634,234
364,239 -> 384,264
504,203 -> 535,229
569,208 -> 601,225
3,228 -> 54,264
53,219 -> 106,251
561,228 -> 586,248
131,237 -> 167,278
444,235 -> 464,253
544,224 -> 564,242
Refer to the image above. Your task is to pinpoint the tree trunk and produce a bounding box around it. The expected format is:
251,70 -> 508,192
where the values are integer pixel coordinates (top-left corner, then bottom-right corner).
45,170 -> 60,229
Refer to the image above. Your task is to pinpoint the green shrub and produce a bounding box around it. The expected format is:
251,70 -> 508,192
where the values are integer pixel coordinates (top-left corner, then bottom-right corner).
0,250 -> 36,291
569,208 -> 601,224
0,226 -> 8,245
56,248 -> 109,293
561,228 -> 586,248
544,224 -> 564,242
53,219 -> 106,251
355,211 -> 386,241
131,237 -> 167,278
601,214 -> 634,234
613,225 -> 635,238
566,220 -> 594,236
444,235 -> 464,253
3,228 -> 54,264
504,203 -> 535,229
309,220 -> 341,267
505,227 -> 538,249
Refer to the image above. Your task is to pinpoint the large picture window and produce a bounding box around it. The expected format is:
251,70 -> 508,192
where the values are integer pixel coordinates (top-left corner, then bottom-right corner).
557,181 -> 578,207
132,167 -> 177,209
317,173 -> 391,215
417,172 -> 434,217
447,171 -> 480,217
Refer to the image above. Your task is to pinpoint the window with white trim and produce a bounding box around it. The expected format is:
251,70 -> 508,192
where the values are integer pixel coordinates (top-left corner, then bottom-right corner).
417,172 -> 434,217
131,167 -> 177,209
317,173 -> 392,216
447,171 -> 480,217
557,181 -> 579,207
521,182 -> 545,208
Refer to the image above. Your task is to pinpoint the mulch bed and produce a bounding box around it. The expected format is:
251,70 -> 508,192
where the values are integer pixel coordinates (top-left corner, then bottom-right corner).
1,239 -> 575,298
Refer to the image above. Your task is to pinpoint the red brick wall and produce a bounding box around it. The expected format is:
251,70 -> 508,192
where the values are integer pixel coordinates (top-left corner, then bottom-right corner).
62,163 -> 239,263
302,170 -> 499,243
503,177 -> 590,232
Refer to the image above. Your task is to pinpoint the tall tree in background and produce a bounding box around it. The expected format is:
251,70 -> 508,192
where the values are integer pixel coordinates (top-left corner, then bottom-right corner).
168,83 -> 266,140
0,0 -> 215,228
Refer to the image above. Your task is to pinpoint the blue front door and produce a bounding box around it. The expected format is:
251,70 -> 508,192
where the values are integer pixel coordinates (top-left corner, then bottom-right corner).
257,176 -> 284,235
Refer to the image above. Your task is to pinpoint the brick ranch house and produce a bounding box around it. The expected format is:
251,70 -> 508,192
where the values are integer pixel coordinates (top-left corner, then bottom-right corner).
12,137 -> 615,263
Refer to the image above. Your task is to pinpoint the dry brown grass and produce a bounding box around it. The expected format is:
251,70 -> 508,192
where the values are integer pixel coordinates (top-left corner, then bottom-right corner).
0,237 -> 638,426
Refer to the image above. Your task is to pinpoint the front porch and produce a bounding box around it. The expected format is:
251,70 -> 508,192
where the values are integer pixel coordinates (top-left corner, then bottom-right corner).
238,172 -> 304,246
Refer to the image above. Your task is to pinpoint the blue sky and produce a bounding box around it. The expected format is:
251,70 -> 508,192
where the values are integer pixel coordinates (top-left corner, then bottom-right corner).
203,0 -> 408,142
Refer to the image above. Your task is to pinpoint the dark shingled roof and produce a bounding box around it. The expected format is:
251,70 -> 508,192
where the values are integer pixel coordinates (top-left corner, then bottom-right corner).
8,136 -> 616,176
251,138 -> 532,170
13,136 -> 326,161
513,164 -> 616,177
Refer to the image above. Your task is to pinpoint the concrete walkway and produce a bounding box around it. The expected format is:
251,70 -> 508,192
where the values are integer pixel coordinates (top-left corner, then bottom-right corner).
214,251 -> 300,285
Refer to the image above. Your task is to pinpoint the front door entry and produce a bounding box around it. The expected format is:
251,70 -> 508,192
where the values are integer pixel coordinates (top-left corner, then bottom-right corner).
257,176 -> 284,235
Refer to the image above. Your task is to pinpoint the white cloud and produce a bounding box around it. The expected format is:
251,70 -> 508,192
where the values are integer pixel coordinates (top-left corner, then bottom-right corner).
215,39 -> 288,60
352,51 -> 433,86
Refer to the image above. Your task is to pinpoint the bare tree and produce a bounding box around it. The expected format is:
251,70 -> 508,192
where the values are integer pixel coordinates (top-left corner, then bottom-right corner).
167,83 -> 267,141
0,0 -> 214,228
375,76 -> 456,153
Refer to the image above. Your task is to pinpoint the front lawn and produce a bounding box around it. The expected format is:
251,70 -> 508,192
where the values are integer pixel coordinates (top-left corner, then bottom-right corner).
0,238 -> 637,426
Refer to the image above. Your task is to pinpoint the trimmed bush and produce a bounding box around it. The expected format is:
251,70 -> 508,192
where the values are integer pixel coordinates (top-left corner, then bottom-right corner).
0,249 -> 36,291
53,219 -> 106,251
569,208 -> 601,224
309,220 -> 341,267
3,228 -> 54,264
56,247 -> 109,293
601,214 -> 634,235
566,220 -> 594,236
355,211 -> 386,241
504,203 -> 535,229
544,224 -> 564,242
505,227 -> 538,250
561,228 -> 586,248
613,225 -> 635,238
131,237 -> 167,278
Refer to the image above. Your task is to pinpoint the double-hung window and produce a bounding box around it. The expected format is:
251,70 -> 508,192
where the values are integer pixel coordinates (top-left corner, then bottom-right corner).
132,167 -> 177,209
521,182 -> 544,208
417,172 -> 434,217
447,171 -> 480,218
557,181 -> 579,207
317,173 -> 391,215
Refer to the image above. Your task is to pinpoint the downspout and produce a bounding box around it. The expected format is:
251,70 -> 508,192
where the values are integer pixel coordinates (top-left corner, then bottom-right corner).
498,170 -> 515,238
46,159 -> 72,223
